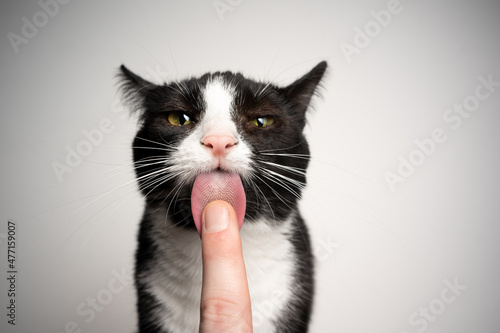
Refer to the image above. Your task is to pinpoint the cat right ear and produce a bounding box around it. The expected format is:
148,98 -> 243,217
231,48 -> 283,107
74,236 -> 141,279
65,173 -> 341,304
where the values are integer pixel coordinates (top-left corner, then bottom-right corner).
280,61 -> 327,116
117,65 -> 157,116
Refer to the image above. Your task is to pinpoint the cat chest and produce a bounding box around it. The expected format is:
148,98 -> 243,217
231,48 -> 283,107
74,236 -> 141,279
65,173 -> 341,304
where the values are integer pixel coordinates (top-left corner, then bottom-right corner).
147,218 -> 296,332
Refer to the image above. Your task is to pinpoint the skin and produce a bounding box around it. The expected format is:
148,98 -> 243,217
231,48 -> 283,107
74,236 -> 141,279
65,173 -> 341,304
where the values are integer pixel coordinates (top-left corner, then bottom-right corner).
199,201 -> 253,333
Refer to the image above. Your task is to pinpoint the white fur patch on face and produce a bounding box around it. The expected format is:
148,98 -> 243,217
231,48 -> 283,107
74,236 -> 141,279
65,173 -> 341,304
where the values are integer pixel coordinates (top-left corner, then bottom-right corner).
201,78 -> 238,138
168,77 -> 254,182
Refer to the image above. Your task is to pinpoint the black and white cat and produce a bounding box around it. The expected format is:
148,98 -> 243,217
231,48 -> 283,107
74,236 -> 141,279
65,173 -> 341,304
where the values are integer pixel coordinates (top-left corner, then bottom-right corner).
119,61 -> 327,332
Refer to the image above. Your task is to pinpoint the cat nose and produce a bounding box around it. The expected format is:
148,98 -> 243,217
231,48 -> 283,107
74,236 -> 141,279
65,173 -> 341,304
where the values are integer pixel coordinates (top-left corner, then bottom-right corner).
202,135 -> 236,158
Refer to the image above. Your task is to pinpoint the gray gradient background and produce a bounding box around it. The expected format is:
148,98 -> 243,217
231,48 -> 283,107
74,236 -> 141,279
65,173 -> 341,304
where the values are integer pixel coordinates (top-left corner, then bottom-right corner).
1,0 -> 499,332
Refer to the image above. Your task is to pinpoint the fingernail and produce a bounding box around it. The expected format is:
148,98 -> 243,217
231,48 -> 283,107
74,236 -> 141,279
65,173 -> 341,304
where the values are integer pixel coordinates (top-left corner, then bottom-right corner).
203,202 -> 229,234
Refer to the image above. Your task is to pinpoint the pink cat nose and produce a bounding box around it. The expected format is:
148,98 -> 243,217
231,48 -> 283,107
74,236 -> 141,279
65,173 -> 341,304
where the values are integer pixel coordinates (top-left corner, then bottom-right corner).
202,135 -> 236,157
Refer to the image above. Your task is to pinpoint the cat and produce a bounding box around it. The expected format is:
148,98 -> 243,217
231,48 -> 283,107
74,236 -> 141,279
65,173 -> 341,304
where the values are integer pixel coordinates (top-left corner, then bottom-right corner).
118,60 -> 327,332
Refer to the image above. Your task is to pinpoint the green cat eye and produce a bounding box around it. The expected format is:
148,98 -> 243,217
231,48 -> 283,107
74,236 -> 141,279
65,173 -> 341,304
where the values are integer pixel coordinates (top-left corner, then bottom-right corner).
250,116 -> 274,128
167,112 -> 192,126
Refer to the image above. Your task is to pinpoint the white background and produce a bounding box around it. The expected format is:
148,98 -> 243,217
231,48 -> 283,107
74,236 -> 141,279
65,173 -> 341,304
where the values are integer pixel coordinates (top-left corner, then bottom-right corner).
1,0 -> 499,332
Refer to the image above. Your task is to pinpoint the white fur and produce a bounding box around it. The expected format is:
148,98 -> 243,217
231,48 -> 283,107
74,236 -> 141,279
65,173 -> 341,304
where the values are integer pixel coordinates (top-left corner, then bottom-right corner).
200,78 -> 238,139
169,78 -> 253,182
145,214 -> 295,333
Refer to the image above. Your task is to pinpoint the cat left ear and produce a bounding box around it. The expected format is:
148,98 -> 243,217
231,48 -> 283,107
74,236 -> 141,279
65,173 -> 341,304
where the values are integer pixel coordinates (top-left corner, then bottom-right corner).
281,61 -> 327,115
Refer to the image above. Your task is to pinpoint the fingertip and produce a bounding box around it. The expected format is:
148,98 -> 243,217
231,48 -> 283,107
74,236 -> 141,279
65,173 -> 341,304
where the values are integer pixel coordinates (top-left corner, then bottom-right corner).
201,200 -> 238,237
202,201 -> 230,234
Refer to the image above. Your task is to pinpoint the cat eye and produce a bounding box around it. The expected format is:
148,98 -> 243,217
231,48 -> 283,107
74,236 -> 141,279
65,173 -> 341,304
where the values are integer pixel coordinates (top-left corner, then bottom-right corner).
250,116 -> 275,128
167,111 -> 192,126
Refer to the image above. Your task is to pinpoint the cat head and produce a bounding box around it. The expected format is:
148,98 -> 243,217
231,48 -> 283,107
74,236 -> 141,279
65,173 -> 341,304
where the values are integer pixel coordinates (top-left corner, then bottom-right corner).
118,62 -> 327,230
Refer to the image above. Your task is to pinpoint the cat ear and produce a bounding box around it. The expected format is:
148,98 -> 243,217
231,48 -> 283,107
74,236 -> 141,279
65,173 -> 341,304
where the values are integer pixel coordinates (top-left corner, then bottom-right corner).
281,61 -> 327,115
118,65 -> 157,116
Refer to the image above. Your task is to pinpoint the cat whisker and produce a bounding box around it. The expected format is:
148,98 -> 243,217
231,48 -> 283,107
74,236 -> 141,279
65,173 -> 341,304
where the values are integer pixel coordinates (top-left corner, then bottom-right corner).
163,178 -> 191,230
99,144 -> 176,153
253,173 -> 296,212
131,146 -> 177,152
256,141 -> 307,154
134,161 -> 173,173
97,164 -> 177,186
105,127 -> 177,151
255,81 -> 273,100
266,152 -> 377,184
25,186 -> 135,253
268,169 -> 307,190
71,164 -> 179,218
133,135 -> 179,150
257,166 -> 304,200
137,169 -> 181,194
259,173 -> 302,202
258,160 -> 308,176
98,157 -> 168,177
168,86 -> 187,99
246,176 -> 277,223
58,175 -> 150,253
258,164 -> 307,188
79,186 -> 144,252
259,152 -> 311,160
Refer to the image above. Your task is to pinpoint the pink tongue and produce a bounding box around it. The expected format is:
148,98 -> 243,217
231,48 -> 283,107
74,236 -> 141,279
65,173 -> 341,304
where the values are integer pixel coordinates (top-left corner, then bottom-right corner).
191,172 -> 246,235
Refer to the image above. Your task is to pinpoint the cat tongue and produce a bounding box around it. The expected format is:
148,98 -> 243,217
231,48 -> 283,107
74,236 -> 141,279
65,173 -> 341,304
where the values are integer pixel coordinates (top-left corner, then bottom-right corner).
191,172 -> 246,236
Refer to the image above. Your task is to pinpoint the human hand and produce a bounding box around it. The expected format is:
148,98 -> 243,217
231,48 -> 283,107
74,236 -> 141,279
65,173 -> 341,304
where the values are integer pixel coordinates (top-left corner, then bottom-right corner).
199,200 -> 253,333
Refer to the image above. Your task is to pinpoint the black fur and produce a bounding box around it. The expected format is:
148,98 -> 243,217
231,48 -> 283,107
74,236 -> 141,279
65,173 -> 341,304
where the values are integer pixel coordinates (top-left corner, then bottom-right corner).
119,61 -> 327,332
